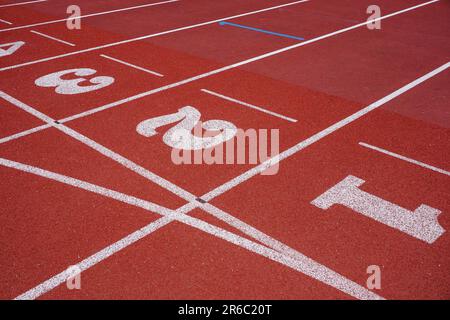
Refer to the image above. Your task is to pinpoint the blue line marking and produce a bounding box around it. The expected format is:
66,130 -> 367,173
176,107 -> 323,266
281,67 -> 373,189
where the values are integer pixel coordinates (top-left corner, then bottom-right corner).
219,21 -> 304,41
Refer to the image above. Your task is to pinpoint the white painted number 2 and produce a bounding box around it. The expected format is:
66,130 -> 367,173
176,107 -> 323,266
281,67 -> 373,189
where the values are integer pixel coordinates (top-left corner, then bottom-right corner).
137,106 -> 237,150
35,68 -> 114,95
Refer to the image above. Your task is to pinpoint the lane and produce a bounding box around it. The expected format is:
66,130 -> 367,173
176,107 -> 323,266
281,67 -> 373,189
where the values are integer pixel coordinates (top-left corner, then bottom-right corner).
0,0 -> 440,142
39,209 -> 353,299
382,66 -> 450,129
1,0 -> 448,300
238,0 -> 450,105
60,74 -> 361,196
0,0 -> 46,9
0,166 -> 184,299
140,0 -> 427,67
0,95 -> 44,138
0,52 -> 171,123
41,0 -> 448,197
31,0 -> 307,47
0,29 -> 74,68
0,0 -> 309,68
208,81 -> 450,298
0,0 -> 167,25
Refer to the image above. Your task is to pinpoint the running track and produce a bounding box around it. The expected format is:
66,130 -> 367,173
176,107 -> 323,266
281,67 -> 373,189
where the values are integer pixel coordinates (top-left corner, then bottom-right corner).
0,0 -> 449,300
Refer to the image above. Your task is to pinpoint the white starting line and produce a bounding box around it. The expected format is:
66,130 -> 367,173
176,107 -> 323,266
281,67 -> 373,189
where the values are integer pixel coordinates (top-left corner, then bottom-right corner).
0,0 -> 179,32
359,142 -> 450,176
30,30 -> 76,47
0,18 -> 12,24
0,0 -> 438,142
0,0 -> 446,301
1,61 -> 447,301
0,0 -> 311,71
100,54 -> 163,77
201,89 -> 298,123
0,0 -> 46,9
1,157 -> 381,301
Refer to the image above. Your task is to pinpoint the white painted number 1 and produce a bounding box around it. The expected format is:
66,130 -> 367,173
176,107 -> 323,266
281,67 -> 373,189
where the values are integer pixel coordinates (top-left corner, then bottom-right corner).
35,68 -> 114,95
311,175 -> 445,244
137,106 -> 237,150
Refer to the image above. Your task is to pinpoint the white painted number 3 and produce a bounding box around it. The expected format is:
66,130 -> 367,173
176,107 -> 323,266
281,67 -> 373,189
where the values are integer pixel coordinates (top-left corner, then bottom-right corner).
35,68 -> 115,95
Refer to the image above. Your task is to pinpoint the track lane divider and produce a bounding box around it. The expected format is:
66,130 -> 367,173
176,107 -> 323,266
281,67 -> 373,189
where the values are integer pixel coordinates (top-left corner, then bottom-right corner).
0,157 -> 383,301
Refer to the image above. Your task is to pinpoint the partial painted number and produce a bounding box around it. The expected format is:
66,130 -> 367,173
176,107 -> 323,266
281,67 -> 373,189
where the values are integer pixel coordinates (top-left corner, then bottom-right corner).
0,41 -> 25,58
137,106 -> 237,150
35,68 -> 114,95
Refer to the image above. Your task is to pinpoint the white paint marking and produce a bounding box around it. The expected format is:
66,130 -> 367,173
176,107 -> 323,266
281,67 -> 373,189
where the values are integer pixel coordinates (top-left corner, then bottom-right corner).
0,157 -> 171,216
0,32 -> 447,298
30,30 -> 75,47
0,0 -> 178,31
35,68 -> 114,95
0,0 -> 46,8
0,0 -> 441,143
0,18 -> 12,25
202,62 -> 450,201
0,124 -> 52,144
15,215 -> 174,300
0,91 -> 381,300
0,158 -> 382,301
0,41 -> 24,57
7,0 -> 439,124
1,60 -> 446,257
0,90 -> 196,202
100,54 -> 163,77
311,175 -> 445,244
359,142 -> 450,176
0,92 -> 353,300
0,90 -> 298,268
0,4 -> 444,298
201,89 -> 297,123
0,59 -> 446,302
0,0 -> 311,70
0,90 -> 312,270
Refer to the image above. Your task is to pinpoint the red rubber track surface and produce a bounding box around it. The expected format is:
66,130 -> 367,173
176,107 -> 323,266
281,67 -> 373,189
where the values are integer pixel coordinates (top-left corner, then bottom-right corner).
0,0 -> 449,300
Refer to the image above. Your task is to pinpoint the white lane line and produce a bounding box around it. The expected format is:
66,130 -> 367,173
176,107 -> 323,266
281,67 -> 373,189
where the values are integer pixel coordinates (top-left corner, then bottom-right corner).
201,88 -> 297,122
0,124 -> 52,144
0,157 -> 172,216
202,62 -> 450,201
16,215 -> 175,300
0,18 -> 12,24
0,90 -> 354,299
26,0 -> 444,123
1,0 -> 439,303
0,0 -> 440,144
1,40 -> 447,302
0,4 -> 439,282
0,158 -> 382,301
0,0 -> 310,70
200,202 -> 307,259
0,0 -> 439,73
0,0 -> 46,8
30,30 -> 75,47
0,90 -> 316,269
0,91 -> 194,201
359,142 -> 450,176
0,0 -> 178,32
100,54 -> 164,77
0,91 -> 382,300
0,3 -> 444,298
